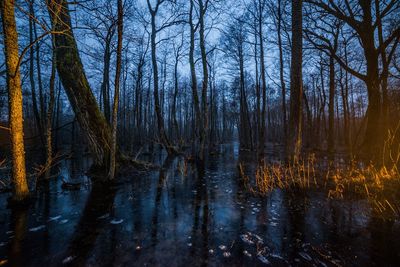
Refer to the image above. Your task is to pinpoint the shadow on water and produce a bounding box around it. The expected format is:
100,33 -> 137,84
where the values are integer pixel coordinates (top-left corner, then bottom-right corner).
0,142 -> 400,266
58,183 -> 117,266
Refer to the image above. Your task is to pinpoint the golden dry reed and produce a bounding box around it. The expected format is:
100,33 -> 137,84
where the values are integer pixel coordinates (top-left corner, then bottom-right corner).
240,150 -> 400,217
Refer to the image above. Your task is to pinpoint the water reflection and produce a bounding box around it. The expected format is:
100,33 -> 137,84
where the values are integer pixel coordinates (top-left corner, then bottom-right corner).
8,207 -> 28,266
0,143 -> 399,266
61,184 -> 117,266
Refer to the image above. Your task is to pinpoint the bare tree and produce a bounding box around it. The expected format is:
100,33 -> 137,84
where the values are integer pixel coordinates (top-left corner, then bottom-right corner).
46,0 -> 112,167
1,0 -> 30,202
289,0 -> 303,160
108,0 -> 123,180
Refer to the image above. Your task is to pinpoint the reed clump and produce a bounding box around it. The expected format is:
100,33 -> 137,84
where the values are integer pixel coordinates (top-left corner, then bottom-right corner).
240,154 -> 400,217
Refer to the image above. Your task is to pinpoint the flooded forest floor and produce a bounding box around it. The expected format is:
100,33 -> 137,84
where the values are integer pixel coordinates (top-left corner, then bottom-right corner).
1,142 -> 400,266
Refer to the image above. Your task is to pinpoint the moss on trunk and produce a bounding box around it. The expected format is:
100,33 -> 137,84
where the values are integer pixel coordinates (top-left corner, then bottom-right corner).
47,0 -> 112,166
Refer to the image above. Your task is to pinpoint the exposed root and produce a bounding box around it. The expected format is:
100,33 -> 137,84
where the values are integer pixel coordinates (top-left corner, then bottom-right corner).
118,153 -> 160,170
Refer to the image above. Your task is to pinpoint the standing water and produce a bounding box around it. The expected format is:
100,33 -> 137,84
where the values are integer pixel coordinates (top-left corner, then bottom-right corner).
0,143 -> 399,266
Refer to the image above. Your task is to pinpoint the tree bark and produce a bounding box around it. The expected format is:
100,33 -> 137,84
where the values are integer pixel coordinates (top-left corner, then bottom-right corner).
148,2 -> 175,155
189,0 -> 202,156
289,0 -> 303,161
46,0 -> 112,166
1,0 -> 30,201
258,0 -> 267,155
198,0 -> 209,159
328,55 -> 335,154
28,0 -> 44,146
277,0 -> 287,144
44,37 -> 56,180
101,27 -> 114,124
108,0 -> 123,180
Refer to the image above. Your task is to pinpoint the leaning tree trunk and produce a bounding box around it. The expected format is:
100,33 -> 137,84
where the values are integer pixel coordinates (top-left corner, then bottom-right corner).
1,0 -> 30,201
46,0 -> 112,166
289,0 -> 303,161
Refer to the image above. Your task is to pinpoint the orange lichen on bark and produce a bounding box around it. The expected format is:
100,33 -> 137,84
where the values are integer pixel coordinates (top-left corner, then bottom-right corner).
1,0 -> 30,201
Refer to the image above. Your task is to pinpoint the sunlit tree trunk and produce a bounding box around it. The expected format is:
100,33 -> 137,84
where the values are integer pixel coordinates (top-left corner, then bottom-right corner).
1,0 -> 30,201
44,38 -> 56,180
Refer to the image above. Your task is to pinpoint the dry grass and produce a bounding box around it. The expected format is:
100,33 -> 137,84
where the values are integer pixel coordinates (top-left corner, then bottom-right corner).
240,154 -> 400,217
240,154 -> 318,195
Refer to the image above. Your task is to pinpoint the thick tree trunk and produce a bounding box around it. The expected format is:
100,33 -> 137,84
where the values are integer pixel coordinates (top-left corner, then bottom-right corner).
289,0 -> 303,161
359,1 -> 382,160
46,0 -> 112,166
363,48 -> 381,159
1,0 -> 30,201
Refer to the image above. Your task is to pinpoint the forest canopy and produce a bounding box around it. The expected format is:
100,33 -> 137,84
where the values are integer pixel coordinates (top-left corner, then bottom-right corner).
0,0 -> 399,199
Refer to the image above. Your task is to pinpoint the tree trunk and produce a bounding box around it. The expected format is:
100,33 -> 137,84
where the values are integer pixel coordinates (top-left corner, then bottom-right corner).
359,1 -> 382,160
289,0 -> 303,161
172,55 -> 179,140
101,28 -> 114,124
328,55 -> 335,154
46,0 -> 112,166
149,10 -> 174,155
198,0 -> 209,159
258,0 -> 267,155
277,0 -> 287,144
108,0 -> 123,180
239,49 -> 252,150
28,0 -> 44,146
1,0 -> 30,201
44,38 -> 56,180
189,0 -> 202,156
